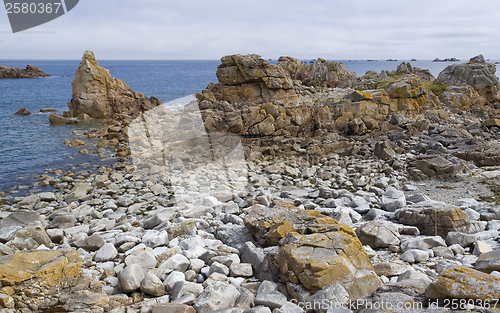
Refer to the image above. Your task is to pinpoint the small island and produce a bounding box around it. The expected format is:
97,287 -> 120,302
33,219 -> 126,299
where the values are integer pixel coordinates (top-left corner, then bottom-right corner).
433,57 -> 460,62
0,64 -> 50,78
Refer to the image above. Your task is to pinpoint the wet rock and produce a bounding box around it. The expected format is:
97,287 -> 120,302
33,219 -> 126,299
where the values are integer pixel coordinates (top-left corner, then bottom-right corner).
49,113 -> 77,125
14,107 -> 31,115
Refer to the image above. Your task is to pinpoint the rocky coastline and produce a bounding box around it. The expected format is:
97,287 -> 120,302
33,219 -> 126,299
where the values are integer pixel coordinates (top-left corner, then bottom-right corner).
0,65 -> 50,79
1,53 -> 500,313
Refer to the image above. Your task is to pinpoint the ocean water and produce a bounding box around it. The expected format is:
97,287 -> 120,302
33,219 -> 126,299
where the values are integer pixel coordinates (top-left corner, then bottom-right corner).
0,60 -> 219,194
0,59 -> 498,194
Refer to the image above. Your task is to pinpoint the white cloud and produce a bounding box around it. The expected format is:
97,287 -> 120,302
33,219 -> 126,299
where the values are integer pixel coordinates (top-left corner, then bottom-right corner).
1,0 -> 500,60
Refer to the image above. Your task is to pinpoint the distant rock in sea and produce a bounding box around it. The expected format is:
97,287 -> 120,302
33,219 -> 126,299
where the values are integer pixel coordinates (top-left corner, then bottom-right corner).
14,108 -> 31,115
49,113 -> 77,125
433,58 -> 460,62
411,58 -> 417,61
67,50 -> 161,122
0,64 -> 50,79
386,59 -> 398,62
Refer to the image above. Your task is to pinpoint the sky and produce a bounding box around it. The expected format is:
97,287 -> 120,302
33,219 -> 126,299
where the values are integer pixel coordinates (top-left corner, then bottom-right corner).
1,0 -> 500,60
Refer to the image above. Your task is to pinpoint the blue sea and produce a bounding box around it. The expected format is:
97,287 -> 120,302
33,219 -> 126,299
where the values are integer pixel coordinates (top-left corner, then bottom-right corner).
0,59 -> 498,195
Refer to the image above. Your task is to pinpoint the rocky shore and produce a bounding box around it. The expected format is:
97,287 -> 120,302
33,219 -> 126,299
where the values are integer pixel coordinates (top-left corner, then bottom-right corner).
0,65 -> 50,79
1,53 -> 500,313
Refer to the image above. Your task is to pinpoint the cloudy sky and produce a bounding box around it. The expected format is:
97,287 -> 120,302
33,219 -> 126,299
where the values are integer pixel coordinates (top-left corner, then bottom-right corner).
1,0 -> 500,60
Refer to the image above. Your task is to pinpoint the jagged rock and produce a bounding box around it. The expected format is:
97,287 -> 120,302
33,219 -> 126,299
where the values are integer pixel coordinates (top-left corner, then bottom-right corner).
278,56 -> 358,88
276,230 -> 382,299
49,113 -> 77,125
0,250 -> 81,286
68,50 -> 161,119
0,64 -> 50,78
426,265 -> 500,300
435,54 -> 500,102
201,54 -> 298,105
396,203 -> 483,237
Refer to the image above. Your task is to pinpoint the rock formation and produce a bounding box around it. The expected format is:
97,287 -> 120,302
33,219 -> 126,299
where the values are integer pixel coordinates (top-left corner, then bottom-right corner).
201,54 -> 298,105
14,108 -> 31,115
67,51 -> 161,121
436,54 -> 500,102
49,113 -> 77,125
199,55 -> 440,138
277,56 -> 358,88
0,64 -> 50,79
396,62 -> 435,81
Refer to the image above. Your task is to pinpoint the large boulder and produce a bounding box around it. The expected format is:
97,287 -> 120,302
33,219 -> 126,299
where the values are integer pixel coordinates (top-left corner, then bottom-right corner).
0,64 -> 50,78
426,265 -> 500,300
276,230 -> 382,299
396,202 -> 484,237
244,202 -> 341,246
68,50 -> 161,119
201,54 -> 298,105
277,56 -> 358,88
435,54 -> 500,102
0,250 -> 81,286
244,202 -> 382,299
